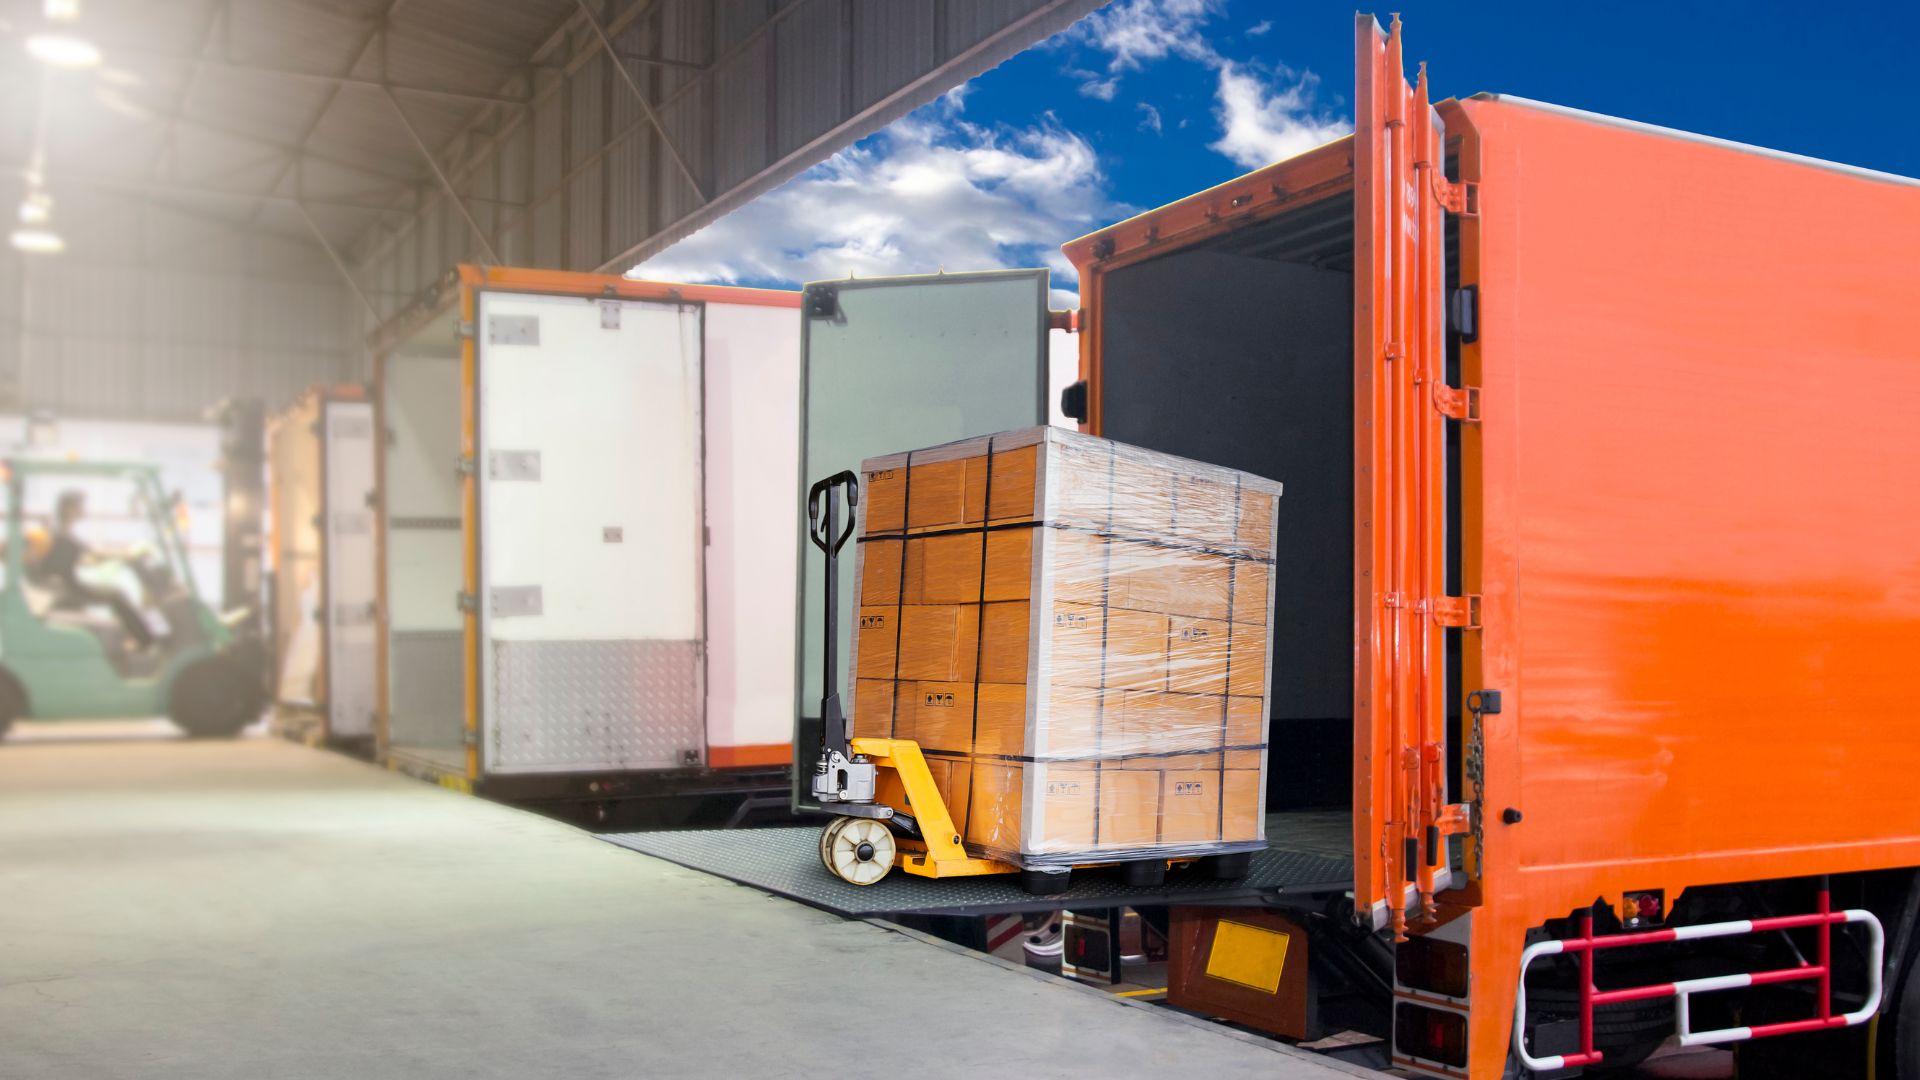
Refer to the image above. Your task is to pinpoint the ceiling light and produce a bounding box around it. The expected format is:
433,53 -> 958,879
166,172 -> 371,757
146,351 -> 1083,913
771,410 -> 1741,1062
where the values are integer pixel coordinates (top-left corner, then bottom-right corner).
44,0 -> 80,22
10,227 -> 66,255
26,32 -> 101,68
19,191 -> 52,225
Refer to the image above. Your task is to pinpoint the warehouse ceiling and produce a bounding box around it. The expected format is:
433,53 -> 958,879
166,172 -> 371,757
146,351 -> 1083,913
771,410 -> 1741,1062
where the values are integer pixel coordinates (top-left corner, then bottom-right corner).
2,0 -> 1106,330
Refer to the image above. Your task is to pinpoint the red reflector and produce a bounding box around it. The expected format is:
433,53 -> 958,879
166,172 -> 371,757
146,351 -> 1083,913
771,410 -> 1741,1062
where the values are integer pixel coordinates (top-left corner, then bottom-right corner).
1395,1002 -> 1468,1067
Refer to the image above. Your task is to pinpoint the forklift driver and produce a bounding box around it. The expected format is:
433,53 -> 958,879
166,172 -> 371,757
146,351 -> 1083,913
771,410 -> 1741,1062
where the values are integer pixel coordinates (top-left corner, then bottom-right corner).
37,490 -> 157,651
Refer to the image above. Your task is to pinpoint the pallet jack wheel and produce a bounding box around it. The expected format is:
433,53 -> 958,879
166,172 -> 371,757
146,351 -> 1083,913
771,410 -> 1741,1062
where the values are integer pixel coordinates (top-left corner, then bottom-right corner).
1020,869 -> 1071,896
822,816 -> 895,886
818,819 -> 842,874
1122,859 -> 1168,888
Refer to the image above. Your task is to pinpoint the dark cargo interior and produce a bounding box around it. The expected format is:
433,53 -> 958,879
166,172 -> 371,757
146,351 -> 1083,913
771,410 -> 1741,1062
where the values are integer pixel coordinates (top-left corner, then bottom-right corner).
1097,192 -> 1358,813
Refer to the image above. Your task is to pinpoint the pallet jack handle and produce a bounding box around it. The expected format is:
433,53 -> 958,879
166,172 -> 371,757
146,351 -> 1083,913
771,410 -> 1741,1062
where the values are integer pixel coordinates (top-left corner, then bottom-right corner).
807,470 -> 860,756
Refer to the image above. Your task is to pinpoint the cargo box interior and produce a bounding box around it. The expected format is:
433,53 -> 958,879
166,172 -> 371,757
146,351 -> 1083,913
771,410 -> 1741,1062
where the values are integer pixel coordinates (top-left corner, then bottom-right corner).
1096,192 -> 1361,815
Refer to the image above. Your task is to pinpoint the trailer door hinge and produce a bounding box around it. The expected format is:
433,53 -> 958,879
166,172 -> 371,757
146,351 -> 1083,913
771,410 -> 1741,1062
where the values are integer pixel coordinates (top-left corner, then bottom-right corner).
455,454 -> 476,477
1431,594 -> 1482,628
1434,384 -> 1481,422
462,728 -> 478,748
1436,179 -> 1479,217
455,318 -> 475,340
456,591 -> 478,614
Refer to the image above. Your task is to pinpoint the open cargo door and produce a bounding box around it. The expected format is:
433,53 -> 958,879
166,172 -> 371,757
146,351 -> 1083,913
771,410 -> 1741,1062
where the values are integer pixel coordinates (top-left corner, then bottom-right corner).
794,269 -> 1051,806
1353,14 -> 1464,932
471,291 -> 706,774
323,399 -> 377,739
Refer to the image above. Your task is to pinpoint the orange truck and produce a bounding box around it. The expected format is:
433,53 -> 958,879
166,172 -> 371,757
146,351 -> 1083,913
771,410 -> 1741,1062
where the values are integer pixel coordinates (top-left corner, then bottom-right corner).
1058,14 -> 1920,1078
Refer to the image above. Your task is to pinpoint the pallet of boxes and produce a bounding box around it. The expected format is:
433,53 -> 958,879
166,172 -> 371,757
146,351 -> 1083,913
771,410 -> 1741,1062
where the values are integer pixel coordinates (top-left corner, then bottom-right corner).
849,425 -> 1283,889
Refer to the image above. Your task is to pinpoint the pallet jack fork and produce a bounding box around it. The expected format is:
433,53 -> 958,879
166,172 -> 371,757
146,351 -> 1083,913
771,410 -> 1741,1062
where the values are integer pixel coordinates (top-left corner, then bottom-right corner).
805,471 -> 1020,888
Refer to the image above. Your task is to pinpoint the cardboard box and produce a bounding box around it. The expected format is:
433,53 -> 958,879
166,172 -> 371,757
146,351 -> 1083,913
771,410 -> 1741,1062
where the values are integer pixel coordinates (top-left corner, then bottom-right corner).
1161,769 -> 1221,844
968,762 -> 1024,849
1047,601 -> 1107,689
1231,561 -> 1269,627
854,607 -> 897,680
859,539 -> 902,606
978,601 -> 1031,684
852,678 -> 897,739
1223,769 -> 1262,842
895,605 -> 979,683
1167,616 -> 1231,695
852,426 -> 1282,866
1227,622 -> 1270,699
972,682 -> 1028,757
1099,769 -> 1161,847
904,681 -> 974,755
1037,765 -> 1097,851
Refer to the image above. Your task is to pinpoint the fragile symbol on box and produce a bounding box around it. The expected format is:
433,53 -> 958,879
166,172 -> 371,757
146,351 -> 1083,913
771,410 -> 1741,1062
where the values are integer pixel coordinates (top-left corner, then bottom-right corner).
867,468 -> 896,482
859,614 -> 887,630
1180,626 -> 1211,641
924,692 -> 956,708
1055,611 -> 1089,628
1174,781 -> 1206,796
1048,781 -> 1083,796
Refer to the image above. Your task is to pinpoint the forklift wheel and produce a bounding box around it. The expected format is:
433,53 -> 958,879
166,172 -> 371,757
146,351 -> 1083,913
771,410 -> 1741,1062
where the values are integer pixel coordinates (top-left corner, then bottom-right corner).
822,817 -> 895,886
169,657 -> 256,739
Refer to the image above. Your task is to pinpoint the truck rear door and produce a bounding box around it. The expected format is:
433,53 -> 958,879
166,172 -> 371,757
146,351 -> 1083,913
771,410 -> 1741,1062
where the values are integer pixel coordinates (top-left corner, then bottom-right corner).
793,269 -> 1052,806
323,399 -> 377,739
1354,13 -> 1459,930
471,290 -> 706,774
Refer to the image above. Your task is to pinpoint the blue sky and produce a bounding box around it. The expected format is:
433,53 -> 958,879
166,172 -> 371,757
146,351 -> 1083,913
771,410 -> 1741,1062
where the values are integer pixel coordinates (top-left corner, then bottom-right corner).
637,1 -> 1918,304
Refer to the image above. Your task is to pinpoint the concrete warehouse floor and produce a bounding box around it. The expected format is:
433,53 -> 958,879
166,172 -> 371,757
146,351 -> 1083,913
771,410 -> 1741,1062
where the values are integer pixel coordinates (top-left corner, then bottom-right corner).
0,723 -> 1376,1080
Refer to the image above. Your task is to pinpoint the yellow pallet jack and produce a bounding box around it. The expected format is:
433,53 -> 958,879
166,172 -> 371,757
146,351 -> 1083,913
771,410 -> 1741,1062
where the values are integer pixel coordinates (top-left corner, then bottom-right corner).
805,471 -> 1027,889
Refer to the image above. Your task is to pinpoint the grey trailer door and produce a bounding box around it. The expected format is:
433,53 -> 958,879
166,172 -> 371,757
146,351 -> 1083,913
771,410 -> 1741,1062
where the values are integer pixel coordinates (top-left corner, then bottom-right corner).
476,290 -> 706,775
323,400 -> 377,738
794,269 -> 1051,805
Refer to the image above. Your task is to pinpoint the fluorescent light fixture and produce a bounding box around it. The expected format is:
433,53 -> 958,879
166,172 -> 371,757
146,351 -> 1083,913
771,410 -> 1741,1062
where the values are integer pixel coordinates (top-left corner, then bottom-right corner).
44,0 -> 80,22
19,191 -> 52,225
10,227 -> 66,254
26,32 -> 101,68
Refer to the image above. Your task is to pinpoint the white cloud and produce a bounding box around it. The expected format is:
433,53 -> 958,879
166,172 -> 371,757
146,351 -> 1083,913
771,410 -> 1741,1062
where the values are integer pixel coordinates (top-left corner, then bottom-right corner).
1137,102 -> 1163,134
633,99 -> 1123,305
1065,3 -> 1347,171
1056,0 -> 1222,101
1208,61 -> 1350,170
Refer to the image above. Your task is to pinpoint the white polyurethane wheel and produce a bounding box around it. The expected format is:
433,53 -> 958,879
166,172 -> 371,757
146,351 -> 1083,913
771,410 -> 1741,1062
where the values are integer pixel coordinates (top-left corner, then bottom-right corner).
823,816 -> 895,886
819,818 -> 844,873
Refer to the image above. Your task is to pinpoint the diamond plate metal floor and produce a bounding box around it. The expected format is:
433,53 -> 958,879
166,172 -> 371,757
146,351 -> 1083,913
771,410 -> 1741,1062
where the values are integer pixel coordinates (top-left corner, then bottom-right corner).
599,809 -> 1354,917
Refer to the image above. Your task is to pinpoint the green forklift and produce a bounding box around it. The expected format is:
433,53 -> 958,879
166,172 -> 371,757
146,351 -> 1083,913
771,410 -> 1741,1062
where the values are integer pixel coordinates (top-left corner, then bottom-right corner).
0,458 -> 265,739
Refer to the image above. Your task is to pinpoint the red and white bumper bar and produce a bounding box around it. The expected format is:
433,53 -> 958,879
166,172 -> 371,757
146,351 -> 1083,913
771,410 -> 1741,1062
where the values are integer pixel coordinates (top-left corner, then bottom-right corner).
1514,890 -> 1884,1072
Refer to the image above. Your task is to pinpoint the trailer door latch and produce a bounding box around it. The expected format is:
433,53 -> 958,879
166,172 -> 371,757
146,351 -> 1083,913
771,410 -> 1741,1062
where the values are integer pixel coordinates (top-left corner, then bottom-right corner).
1431,595 -> 1481,628
1435,179 -> 1479,217
1434,384 -> 1481,422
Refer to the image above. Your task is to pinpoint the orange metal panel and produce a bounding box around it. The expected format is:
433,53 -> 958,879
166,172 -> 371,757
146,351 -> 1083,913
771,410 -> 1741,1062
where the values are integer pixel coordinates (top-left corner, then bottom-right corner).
1068,15 -> 1920,1075
455,264 -> 802,310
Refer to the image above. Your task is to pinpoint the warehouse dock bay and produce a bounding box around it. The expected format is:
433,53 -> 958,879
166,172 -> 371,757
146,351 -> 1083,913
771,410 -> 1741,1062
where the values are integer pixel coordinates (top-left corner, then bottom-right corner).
0,728 -> 1374,1079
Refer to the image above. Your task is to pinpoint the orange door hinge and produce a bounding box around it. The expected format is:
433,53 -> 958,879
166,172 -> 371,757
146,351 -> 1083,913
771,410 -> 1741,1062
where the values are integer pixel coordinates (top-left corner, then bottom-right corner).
1431,595 -> 1482,629
1433,384 -> 1481,422
1435,178 -> 1479,217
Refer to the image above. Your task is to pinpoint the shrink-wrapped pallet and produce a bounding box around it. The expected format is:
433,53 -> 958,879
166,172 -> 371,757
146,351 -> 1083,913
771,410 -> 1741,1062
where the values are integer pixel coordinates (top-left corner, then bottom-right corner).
847,426 -> 1283,868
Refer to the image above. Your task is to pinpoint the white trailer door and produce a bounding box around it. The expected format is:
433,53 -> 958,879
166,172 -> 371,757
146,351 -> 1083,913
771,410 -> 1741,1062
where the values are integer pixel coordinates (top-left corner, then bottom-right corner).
322,399 -> 377,739
795,269 -> 1052,805
476,291 -> 705,774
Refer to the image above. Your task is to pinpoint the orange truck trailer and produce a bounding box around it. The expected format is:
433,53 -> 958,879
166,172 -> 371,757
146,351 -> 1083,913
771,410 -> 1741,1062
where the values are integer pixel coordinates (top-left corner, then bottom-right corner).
1058,15 -> 1920,1078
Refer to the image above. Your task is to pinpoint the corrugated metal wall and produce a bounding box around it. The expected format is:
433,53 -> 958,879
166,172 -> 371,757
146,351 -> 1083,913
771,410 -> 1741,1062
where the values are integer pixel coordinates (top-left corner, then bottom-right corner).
0,190 -> 355,423
349,0 -> 1102,339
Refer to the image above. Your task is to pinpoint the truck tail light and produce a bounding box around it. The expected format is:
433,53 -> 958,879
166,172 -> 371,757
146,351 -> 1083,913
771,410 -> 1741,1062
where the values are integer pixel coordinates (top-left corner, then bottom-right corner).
1395,1002 -> 1468,1068
1624,889 -> 1665,928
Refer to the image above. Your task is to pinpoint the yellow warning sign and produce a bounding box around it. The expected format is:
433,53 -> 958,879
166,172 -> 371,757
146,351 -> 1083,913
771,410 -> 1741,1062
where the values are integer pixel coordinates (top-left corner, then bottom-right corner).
1205,919 -> 1290,994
